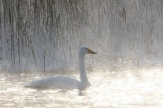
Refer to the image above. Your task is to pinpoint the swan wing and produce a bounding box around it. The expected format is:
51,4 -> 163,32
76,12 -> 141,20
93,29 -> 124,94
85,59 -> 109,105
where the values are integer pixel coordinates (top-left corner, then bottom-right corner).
25,76 -> 80,90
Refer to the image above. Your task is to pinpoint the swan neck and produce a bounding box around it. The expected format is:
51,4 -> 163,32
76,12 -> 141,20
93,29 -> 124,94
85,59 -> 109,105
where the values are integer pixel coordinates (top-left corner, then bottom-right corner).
79,53 -> 89,84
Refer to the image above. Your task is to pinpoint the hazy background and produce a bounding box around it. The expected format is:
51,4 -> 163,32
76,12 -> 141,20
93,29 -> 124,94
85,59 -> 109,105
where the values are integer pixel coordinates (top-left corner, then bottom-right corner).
0,0 -> 163,72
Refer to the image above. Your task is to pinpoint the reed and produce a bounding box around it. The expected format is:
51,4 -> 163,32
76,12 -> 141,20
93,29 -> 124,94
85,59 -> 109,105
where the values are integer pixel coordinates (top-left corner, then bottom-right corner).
0,0 -> 163,71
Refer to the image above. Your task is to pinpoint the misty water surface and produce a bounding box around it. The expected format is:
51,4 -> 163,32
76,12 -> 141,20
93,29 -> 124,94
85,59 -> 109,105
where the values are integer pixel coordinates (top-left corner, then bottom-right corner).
0,67 -> 163,108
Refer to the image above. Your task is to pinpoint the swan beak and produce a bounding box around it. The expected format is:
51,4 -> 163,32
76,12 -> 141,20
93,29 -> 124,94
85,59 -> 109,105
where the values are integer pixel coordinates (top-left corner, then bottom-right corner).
87,48 -> 97,54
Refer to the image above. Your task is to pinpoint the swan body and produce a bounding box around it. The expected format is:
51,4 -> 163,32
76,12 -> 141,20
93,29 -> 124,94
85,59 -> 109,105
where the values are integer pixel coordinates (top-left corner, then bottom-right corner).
25,46 -> 96,91
26,76 -> 81,90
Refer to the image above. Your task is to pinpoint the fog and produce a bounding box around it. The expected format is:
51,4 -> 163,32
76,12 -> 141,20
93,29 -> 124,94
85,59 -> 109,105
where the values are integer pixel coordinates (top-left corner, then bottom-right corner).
0,0 -> 163,107
0,0 -> 163,71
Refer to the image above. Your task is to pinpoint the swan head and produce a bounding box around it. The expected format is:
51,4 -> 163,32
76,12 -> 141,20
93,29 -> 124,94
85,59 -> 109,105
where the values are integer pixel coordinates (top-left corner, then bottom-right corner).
79,47 -> 97,55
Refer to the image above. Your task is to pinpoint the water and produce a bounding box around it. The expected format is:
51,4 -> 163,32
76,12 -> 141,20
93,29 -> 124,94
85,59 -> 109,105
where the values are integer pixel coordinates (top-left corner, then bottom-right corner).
0,67 -> 162,108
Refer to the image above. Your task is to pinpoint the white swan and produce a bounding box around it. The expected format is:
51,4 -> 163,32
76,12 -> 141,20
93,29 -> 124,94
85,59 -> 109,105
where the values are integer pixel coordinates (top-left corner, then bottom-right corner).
25,46 -> 96,91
